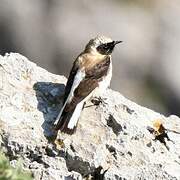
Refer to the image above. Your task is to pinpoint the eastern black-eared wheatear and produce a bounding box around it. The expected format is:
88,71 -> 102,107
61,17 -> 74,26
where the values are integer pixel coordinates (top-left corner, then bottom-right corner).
55,36 -> 122,134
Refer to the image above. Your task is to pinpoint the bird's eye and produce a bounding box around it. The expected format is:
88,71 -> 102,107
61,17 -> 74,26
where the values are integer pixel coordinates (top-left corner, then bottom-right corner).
103,44 -> 109,49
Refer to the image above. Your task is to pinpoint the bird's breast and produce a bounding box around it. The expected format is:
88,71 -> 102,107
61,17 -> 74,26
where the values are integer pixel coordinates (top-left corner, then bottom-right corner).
92,60 -> 112,97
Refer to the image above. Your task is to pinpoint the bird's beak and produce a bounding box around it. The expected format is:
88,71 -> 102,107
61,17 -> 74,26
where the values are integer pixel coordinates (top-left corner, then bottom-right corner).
114,41 -> 123,45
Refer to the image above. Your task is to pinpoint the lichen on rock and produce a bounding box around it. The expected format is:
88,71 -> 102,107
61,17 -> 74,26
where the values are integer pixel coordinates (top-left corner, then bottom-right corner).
0,53 -> 180,180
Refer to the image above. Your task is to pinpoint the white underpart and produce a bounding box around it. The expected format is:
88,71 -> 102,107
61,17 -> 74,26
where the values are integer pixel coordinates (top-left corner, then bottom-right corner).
67,101 -> 84,129
54,68 -> 85,125
92,59 -> 112,97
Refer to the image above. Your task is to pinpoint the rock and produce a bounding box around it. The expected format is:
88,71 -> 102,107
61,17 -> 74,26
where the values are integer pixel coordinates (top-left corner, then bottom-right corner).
0,53 -> 180,180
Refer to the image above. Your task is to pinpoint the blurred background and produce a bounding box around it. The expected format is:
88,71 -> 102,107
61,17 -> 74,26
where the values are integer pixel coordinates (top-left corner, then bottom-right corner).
0,0 -> 180,116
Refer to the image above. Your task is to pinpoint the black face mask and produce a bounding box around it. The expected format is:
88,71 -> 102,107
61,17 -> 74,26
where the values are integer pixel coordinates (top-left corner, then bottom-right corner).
96,41 -> 122,55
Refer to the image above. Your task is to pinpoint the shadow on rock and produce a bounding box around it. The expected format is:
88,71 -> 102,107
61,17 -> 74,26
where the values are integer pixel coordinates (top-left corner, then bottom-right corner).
33,82 -> 65,141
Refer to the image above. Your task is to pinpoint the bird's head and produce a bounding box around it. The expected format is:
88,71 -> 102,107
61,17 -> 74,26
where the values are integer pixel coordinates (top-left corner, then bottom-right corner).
85,36 -> 122,55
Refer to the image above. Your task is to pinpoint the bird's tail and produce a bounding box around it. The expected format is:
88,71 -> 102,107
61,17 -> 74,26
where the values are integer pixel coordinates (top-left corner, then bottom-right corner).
55,101 -> 84,134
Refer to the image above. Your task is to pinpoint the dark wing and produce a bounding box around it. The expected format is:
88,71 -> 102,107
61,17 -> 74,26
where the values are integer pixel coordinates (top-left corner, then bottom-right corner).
62,61 -> 78,104
64,56 -> 110,111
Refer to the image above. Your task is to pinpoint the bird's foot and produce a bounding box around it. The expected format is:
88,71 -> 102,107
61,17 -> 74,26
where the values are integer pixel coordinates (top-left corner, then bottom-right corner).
83,97 -> 107,109
91,96 -> 107,106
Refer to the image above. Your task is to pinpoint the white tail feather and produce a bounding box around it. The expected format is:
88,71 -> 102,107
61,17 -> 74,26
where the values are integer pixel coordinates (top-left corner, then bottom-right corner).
67,90 -> 95,129
55,101 -> 66,125
67,101 -> 84,129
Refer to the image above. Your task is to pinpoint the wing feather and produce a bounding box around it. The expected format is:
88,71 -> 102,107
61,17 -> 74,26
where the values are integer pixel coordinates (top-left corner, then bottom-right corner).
55,61 -> 84,124
63,61 -> 78,104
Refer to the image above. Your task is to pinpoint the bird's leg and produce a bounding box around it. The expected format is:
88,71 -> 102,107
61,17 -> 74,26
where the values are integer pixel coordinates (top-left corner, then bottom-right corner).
82,102 -> 86,109
91,96 -> 107,106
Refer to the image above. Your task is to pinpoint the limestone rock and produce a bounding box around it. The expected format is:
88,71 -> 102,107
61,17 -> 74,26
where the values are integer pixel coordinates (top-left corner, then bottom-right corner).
0,53 -> 180,180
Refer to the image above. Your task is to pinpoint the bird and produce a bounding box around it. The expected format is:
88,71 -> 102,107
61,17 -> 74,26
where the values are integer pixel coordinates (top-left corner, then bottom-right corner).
54,36 -> 122,134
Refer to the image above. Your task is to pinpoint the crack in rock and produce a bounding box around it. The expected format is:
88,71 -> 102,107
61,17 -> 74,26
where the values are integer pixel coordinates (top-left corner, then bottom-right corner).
107,114 -> 123,136
26,148 -> 50,168
83,166 -> 108,180
65,151 -> 95,176
106,144 -> 117,160
0,133 -> 19,161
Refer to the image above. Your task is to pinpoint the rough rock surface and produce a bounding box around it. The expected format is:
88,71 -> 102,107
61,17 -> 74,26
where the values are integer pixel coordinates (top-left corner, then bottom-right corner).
0,53 -> 180,180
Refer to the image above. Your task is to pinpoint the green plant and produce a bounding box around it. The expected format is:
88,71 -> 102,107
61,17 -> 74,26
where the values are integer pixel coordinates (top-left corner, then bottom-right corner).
0,152 -> 32,180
